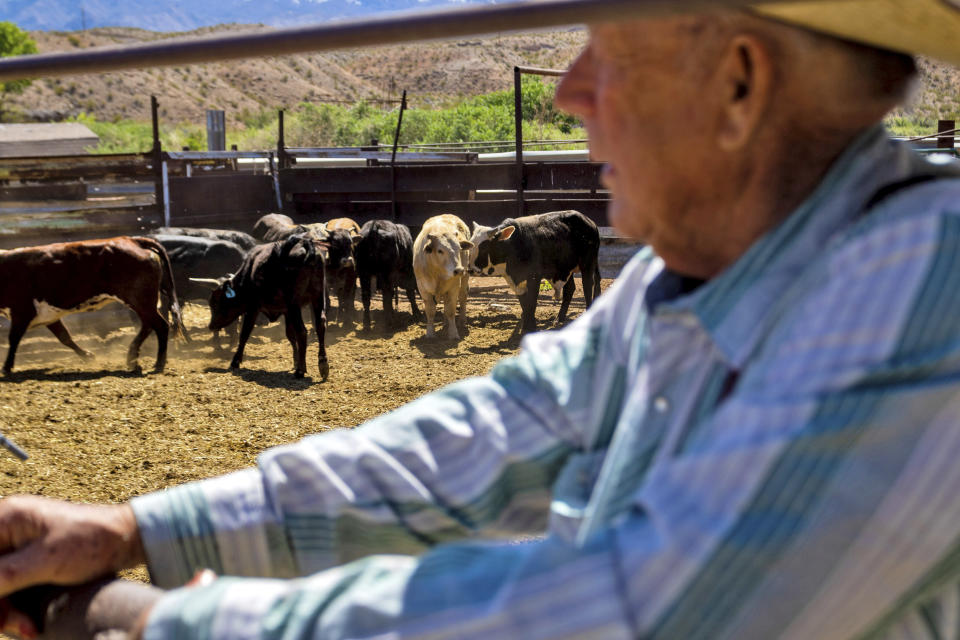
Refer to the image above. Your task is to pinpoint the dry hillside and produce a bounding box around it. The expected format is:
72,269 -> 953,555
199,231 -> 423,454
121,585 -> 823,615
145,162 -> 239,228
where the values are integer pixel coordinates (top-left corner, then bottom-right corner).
4,25 -> 588,126
3,24 -> 958,130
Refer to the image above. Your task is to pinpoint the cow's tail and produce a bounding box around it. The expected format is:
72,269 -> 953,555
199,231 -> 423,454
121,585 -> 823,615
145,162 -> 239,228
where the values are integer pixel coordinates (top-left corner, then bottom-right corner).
134,236 -> 189,342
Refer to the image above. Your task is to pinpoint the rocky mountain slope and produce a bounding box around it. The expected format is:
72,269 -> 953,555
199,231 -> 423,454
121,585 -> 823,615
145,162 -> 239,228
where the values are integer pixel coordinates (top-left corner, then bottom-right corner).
2,25 -> 957,132
3,25 -> 587,126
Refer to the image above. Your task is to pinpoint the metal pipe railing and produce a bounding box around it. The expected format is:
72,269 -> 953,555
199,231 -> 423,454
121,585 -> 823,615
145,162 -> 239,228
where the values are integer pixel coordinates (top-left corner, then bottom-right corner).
0,0 -> 775,83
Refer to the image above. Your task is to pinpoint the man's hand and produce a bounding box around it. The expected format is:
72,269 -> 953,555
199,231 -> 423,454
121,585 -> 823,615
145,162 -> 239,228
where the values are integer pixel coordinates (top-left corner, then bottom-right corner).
0,496 -> 146,598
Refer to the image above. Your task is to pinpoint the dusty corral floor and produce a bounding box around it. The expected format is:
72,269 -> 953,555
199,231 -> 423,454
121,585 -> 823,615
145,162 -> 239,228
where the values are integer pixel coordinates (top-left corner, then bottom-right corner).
0,278 -> 613,507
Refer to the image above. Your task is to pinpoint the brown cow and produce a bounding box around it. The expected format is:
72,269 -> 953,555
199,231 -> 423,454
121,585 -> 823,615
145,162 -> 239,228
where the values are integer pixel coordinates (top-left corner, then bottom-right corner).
324,217 -> 362,237
0,236 -> 186,374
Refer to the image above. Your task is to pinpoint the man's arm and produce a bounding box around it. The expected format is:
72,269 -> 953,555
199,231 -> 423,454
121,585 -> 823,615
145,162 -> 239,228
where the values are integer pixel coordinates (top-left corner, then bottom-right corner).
137,375 -> 960,640
129,261 -> 645,589
142,199 -> 960,639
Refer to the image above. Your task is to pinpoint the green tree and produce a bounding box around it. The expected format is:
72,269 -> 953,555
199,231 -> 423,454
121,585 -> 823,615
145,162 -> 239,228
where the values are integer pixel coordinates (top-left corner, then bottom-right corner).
0,21 -> 38,121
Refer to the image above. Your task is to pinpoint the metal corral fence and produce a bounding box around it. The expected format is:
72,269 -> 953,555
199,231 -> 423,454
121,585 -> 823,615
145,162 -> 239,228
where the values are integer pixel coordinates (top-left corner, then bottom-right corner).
0,0 -> 773,255
0,70 -> 612,250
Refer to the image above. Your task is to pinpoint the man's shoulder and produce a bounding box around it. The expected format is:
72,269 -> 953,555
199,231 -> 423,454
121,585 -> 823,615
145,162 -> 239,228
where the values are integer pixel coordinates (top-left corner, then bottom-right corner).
827,175 -> 960,275
746,176 -> 960,399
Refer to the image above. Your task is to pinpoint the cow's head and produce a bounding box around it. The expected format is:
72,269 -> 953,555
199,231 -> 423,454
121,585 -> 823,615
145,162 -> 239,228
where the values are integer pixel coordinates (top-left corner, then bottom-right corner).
469,221 -> 516,276
190,274 -> 244,331
324,229 -> 356,272
423,232 -> 474,279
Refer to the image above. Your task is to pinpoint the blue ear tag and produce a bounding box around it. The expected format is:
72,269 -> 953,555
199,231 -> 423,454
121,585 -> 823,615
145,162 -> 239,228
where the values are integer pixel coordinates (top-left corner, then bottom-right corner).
225,285 -> 236,299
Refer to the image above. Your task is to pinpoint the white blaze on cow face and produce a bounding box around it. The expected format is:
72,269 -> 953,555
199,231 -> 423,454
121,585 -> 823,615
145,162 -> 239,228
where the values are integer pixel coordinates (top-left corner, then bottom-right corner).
468,222 -> 496,274
29,295 -> 122,328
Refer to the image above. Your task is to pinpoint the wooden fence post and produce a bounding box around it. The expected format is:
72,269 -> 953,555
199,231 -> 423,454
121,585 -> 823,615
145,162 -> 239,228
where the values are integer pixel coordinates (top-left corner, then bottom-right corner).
938,119 -> 956,150
151,95 -> 164,223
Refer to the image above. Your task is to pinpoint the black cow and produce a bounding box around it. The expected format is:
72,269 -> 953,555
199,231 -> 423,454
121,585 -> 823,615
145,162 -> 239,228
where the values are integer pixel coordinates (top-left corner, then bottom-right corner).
253,213 -> 306,243
253,214 -> 326,243
154,234 -> 247,347
0,236 -> 186,374
204,234 -> 329,381
354,220 -> 422,331
153,235 -> 247,303
470,210 -> 602,336
323,228 -> 357,326
152,227 -> 258,251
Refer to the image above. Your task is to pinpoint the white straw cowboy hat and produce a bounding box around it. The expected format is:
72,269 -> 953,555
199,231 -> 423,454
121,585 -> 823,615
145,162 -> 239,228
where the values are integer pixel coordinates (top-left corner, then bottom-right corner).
753,0 -> 960,66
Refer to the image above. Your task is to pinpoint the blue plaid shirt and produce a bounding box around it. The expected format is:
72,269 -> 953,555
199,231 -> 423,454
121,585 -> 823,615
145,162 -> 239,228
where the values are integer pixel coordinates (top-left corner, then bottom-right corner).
134,127 -> 960,640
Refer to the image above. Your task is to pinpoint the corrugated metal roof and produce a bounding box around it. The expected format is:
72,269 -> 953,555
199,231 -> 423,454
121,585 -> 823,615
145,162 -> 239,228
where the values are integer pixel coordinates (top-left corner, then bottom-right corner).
0,122 -> 98,143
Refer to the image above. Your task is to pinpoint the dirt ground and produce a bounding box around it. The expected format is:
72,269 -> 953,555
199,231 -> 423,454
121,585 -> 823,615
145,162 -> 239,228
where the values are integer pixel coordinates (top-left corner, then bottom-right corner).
0,278 -> 612,507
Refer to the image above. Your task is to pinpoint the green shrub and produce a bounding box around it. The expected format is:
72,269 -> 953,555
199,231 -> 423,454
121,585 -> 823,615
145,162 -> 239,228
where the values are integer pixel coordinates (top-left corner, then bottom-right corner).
79,80 -> 588,153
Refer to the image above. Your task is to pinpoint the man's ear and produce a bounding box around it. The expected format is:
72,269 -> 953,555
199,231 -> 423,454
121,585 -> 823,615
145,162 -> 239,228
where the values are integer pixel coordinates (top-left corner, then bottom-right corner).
716,34 -> 774,151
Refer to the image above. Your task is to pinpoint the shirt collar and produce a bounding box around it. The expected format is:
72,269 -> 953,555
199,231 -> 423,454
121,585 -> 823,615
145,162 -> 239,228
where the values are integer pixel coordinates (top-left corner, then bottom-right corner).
646,125 -> 956,368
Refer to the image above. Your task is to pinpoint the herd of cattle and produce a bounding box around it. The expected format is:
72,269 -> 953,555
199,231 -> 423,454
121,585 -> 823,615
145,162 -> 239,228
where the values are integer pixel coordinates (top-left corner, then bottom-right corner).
0,210 -> 603,381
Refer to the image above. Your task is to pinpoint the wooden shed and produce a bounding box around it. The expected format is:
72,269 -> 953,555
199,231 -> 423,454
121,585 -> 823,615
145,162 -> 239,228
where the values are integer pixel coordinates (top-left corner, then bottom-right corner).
0,122 -> 99,157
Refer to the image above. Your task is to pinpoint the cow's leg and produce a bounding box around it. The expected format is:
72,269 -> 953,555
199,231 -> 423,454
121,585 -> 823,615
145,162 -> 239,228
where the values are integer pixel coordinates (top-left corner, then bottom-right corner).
312,300 -> 329,382
582,260 -> 598,308
443,288 -> 460,340
519,278 -> 540,335
324,283 -> 333,325
150,310 -> 170,372
421,289 -> 437,338
125,315 -> 152,373
47,320 -> 93,359
406,285 -> 423,322
343,276 -> 356,326
230,312 -> 257,370
126,308 -> 168,373
360,274 -> 373,332
382,281 -> 398,329
284,306 -> 308,378
456,274 -> 469,337
3,317 -> 31,375
556,277 -> 576,326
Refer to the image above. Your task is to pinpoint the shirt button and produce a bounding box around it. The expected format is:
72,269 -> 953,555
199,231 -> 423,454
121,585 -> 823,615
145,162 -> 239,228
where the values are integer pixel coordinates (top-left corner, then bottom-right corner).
654,396 -> 670,413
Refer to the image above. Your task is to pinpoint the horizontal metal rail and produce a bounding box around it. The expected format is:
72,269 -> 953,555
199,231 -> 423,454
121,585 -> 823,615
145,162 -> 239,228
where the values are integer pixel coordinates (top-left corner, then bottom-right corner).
399,139 -> 590,149
515,65 -> 567,77
164,150 -> 273,160
0,0 -> 774,82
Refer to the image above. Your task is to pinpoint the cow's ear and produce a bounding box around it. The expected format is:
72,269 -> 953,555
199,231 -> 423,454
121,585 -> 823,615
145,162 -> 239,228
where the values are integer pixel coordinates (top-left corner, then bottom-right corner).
498,225 -> 516,241
459,239 -> 474,250
225,285 -> 236,299
351,234 -> 363,247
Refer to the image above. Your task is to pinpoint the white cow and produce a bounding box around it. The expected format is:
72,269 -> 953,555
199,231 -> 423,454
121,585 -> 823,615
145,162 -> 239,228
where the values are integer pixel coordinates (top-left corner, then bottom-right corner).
413,214 -> 473,339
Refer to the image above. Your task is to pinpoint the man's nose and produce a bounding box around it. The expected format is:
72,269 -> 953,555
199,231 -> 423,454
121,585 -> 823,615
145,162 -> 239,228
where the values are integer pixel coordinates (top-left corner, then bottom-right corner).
554,47 -> 595,119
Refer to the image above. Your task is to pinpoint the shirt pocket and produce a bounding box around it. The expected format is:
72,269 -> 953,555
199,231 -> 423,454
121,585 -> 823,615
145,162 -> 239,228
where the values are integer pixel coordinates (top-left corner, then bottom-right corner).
548,450 -> 607,542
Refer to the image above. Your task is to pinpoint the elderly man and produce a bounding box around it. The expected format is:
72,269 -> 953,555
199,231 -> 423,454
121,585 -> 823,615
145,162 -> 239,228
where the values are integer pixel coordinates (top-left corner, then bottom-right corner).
2,5 -> 960,640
